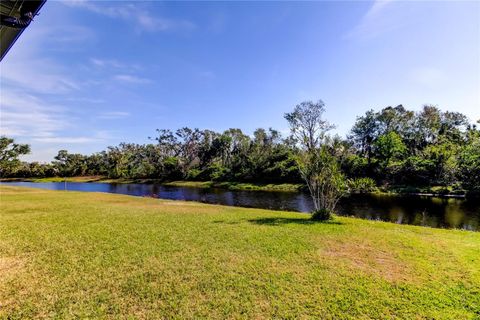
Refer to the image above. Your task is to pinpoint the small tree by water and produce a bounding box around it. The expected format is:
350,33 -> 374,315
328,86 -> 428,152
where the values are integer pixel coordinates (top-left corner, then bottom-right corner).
285,100 -> 348,220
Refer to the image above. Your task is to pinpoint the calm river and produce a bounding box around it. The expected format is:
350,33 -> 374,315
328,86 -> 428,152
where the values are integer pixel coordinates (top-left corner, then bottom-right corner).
2,181 -> 479,231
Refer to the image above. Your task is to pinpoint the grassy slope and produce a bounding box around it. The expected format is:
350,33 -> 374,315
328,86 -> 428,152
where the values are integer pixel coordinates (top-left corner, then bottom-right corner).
1,186 -> 479,319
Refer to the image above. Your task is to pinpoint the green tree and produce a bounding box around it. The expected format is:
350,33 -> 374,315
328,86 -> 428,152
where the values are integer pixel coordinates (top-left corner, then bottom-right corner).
0,136 -> 30,177
285,100 -> 347,220
457,136 -> 480,191
374,131 -> 406,168
349,110 -> 378,170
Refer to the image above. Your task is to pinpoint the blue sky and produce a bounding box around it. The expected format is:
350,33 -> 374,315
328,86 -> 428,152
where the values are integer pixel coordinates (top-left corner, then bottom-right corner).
1,0 -> 479,162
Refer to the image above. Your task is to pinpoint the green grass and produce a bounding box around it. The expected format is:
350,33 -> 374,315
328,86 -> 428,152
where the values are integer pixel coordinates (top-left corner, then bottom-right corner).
1,186 -> 479,319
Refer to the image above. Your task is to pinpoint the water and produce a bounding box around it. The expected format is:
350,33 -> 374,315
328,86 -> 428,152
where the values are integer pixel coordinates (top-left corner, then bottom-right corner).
2,181 -> 479,231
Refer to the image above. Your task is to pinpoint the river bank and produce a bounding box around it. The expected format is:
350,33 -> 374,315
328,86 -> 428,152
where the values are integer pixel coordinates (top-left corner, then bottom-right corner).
1,176 -> 477,198
0,176 -> 304,192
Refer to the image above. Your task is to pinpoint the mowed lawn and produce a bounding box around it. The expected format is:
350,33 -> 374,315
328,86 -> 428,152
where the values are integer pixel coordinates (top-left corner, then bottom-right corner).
1,186 -> 479,319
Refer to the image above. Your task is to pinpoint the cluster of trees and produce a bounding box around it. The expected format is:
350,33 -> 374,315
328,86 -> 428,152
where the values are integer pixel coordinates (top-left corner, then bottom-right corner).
1,128 -> 301,183
0,137 -> 31,177
2,103 -> 479,199
345,105 -> 480,190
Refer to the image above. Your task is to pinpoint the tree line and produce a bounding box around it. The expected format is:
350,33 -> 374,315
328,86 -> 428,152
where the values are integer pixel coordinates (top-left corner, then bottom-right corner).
1,103 -> 479,195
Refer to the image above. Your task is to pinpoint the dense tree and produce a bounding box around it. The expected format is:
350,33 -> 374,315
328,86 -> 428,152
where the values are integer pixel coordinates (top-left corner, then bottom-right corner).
53,150 -> 88,177
457,126 -> 480,191
374,131 -> 406,169
349,110 -> 378,169
0,136 -> 30,176
348,105 -> 476,190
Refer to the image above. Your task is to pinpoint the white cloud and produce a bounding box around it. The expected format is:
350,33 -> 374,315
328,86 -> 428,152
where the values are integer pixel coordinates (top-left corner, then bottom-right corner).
0,5 -> 128,161
0,90 -> 106,150
345,0 -> 402,40
89,57 -> 143,73
114,74 -> 151,84
64,97 -> 105,104
63,0 -> 195,32
0,22 -> 91,94
0,20 -> 94,103
0,90 -> 69,138
0,59 -> 80,94
364,0 -> 394,20
21,146 -> 62,163
32,136 -> 100,144
31,25 -> 94,45
90,58 -> 123,69
97,111 -> 130,119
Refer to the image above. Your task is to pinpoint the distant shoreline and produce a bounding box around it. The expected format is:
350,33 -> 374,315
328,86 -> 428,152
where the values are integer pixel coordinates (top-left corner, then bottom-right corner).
1,176 -> 477,198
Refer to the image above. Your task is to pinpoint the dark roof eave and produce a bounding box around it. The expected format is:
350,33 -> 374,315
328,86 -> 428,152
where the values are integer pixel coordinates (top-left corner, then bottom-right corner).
0,0 -> 47,62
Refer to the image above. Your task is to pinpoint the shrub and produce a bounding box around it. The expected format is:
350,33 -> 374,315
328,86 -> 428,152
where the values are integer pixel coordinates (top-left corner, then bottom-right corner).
348,177 -> 377,193
185,168 -> 202,180
311,209 -> 333,221
207,163 -> 230,181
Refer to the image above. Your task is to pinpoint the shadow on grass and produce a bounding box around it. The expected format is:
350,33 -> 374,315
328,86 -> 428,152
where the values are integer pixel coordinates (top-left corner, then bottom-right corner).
247,217 -> 343,226
212,220 -> 241,225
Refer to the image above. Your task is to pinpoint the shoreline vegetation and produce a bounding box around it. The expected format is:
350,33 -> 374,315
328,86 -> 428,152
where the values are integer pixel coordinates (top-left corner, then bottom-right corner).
2,105 -> 479,203
0,176 -> 304,192
1,186 -> 479,318
0,176 -> 474,198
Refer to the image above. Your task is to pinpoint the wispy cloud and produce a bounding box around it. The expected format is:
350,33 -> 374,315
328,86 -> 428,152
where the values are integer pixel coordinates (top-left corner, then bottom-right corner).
345,0 -> 402,40
114,74 -> 151,84
63,0 -> 195,32
0,60 -> 81,94
0,3 -> 150,161
0,76 -> 107,151
0,90 -> 69,138
64,97 -> 105,104
97,111 -> 130,120
91,58 -> 124,68
0,22 -> 90,94
32,25 -> 94,46
32,136 -> 100,144
90,57 -> 142,73
364,0 -> 393,19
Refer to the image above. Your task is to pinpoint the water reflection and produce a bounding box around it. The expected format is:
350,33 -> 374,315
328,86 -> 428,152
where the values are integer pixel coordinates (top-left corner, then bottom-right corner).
444,200 -> 465,229
1,181 -> 479,231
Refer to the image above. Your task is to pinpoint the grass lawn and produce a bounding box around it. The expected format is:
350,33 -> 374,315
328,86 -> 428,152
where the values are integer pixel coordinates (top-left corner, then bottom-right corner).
1,186 -> 479,319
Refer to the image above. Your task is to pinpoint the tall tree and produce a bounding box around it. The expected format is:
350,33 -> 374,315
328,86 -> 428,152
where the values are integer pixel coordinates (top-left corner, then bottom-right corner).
285,100 -> 347,220
374,131 -> 406,169
349,110 -> 378,168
